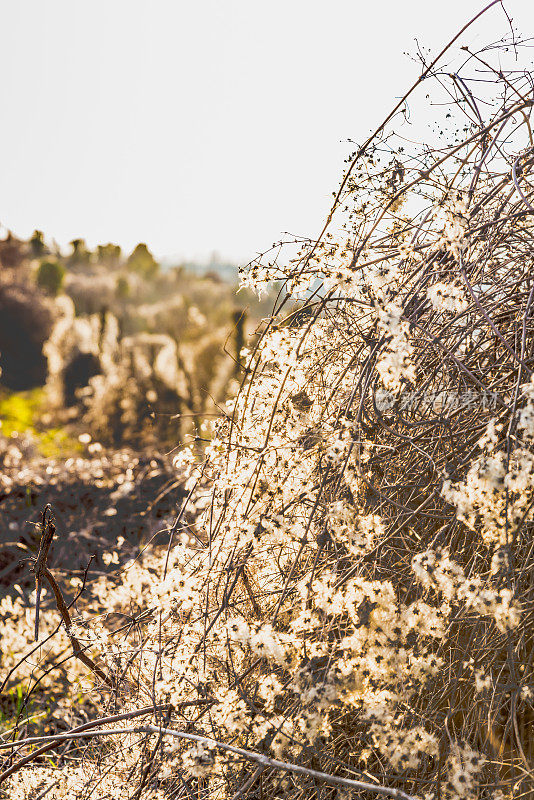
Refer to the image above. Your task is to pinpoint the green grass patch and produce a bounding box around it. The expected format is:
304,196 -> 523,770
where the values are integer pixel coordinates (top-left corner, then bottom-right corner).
0,388 -> 82,458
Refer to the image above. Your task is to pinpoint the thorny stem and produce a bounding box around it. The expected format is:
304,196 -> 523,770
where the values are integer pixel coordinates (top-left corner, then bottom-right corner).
27,504 -> 114,687
31,504 -> 56,641
40,565 -> 113,687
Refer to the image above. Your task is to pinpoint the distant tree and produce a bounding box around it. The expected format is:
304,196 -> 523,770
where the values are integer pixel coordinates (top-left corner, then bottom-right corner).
127,243 -> 159,279
37,259 -> 65,296
68,238 -> 92,267
0,281 -> 54,389
0,232 -> 26,269
29,230 -> 46,258
204,270 -> 222,284
232,308 -> 246,377
97,243 -> 122,268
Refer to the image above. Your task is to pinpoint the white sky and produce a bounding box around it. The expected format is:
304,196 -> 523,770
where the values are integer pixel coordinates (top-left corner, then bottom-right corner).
0,1 -> 532,264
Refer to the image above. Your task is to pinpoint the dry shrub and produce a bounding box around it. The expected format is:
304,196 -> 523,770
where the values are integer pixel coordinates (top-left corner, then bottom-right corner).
3,10 -> 534,800
0,279 -> 55,390
41,295 -> 237,446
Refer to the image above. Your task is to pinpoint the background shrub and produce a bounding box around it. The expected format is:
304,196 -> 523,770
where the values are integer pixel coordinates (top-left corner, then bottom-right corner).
36,259 -> 65,296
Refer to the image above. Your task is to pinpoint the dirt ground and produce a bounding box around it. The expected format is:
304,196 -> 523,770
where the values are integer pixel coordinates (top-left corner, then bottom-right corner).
0,435 -> 188,598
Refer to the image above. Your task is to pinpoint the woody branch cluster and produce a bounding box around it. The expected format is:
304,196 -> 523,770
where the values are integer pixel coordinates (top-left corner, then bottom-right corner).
2,6 -> 534,800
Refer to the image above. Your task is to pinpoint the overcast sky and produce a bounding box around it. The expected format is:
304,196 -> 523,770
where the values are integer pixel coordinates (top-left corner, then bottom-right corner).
0,1 -> 532,264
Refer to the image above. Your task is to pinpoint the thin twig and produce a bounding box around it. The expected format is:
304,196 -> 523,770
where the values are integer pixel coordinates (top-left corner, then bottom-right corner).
0,723 -> 418,800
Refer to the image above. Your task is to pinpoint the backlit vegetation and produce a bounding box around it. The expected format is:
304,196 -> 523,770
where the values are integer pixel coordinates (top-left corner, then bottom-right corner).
1,8 -> 534,800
